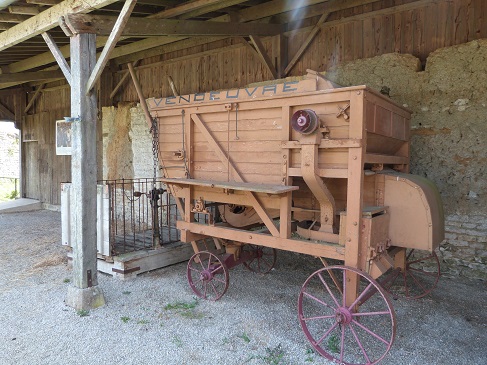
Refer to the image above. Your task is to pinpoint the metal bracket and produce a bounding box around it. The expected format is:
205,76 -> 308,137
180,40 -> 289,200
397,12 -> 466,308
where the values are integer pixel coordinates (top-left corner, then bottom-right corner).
336,104 -> 350,121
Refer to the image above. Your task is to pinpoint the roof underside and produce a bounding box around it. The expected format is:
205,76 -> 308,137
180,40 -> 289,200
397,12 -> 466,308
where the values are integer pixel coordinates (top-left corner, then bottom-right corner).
0,0 -> 419,90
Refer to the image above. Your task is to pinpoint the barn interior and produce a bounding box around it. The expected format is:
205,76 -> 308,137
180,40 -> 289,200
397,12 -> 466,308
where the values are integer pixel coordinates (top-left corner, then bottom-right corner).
0,0 -> 485,311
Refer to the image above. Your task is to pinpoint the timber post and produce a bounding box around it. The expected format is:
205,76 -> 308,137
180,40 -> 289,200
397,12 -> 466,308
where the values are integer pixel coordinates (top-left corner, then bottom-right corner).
65,32 -> 105,310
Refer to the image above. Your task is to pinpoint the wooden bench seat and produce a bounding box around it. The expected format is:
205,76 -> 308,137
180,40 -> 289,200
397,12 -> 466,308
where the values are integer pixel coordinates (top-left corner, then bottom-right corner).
160,178 -> 298,195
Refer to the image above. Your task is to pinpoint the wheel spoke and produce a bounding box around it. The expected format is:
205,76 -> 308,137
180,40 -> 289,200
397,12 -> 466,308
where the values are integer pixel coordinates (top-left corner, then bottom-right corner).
408,267 -> 438,277
406,249 -> 415,261
352,311 -> 392,317
212,277 -> 227,285
210,265 -> 223,275
318,272 -> 341,308
301,314 -> 336,321
340,322 -> 345,363
407,270 -> 428,293
408,253 -> 435,266
189,266 -> 201,273
302,291 -> 337,311
348,282 -> 374,310
260,256 -> 273,269
210,280 -> 219,298
352,319 -> 390,345
197,256 -> 206,272
349,321 -> 371,364
315,322 -> 339,346
342,269 -> 347,307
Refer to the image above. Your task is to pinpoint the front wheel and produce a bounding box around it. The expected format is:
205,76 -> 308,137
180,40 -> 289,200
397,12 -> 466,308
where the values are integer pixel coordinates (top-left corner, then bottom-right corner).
298,265 -> 396,365
187,251 -> 229,301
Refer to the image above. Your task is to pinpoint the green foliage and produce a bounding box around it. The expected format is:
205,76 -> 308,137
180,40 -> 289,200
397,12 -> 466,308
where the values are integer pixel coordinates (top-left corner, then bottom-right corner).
164,299 -> 202,319
238,332 -> 251,343
172,336 -> 183,348
327,334 -> 340,354
247,344 -> 285,365
164,299 -> 198,311
63,278 -> 70,283
137,319 -> 149,325
76,309 -> 89,317
121,316 -> 130,323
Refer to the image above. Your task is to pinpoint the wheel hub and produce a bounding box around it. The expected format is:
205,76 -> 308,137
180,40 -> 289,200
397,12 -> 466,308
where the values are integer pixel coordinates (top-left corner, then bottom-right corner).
335,307 -> 353,325
200,270 -> 213,282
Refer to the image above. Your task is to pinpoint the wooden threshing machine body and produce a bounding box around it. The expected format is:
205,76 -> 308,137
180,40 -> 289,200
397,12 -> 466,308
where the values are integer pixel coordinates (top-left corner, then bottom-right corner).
147,71 -> 445,364
148,72 -> 444,278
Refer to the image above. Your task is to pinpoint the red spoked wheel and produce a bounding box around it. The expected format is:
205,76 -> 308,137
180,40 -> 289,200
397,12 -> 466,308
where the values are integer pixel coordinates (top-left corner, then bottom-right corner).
187,251 -> 229,301
381,249 -> 441,299
242,245 -> 277,274
298,266 -> 396,365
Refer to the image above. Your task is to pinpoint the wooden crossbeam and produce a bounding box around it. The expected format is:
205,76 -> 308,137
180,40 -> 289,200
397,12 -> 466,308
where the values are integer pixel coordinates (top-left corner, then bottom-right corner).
25,0 -> 61,4
41,32 -> 71,85
109,59 -> 140,100
0,70 -> 64,83
0,101 -> 15,120
191,113 -> 280,237
0,14 -> 30,23
248,35 -> 278,79
284,11 -> 330,76
62,15 -> 284,37
24,83 -> 46,113
0,0 -> 118,51
9,6 -> 40,15
85,0 -> 137,94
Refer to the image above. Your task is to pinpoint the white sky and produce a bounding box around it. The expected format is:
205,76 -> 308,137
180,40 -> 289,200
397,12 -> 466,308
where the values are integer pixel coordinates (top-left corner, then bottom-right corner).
0,121 -> 18,134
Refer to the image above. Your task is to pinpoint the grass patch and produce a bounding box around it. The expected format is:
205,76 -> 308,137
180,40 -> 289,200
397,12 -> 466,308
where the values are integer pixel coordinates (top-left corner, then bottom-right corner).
164,299 -> 203,319
121,316 -> 130,323
247,344 -> 285,365
63,278 -> 70,283
172,336 -> 183,348
76,309 -> 89,317
327,334 -> 340,354
137,319 -> 150,325
238,332 -> 251,343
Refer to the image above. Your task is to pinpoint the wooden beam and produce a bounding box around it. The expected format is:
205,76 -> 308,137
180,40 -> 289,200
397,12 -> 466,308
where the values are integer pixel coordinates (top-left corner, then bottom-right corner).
41,32 -> 71,85
0,70 -> 64,83
0,14 -> 30,23
127,62 -> 153,125
0,23 -> 13,31
63,15 -> 284,37
284,11 -> 330,76
0,101 -> 15,120
9,6 -> 40,15
0,0 -> 118,52
24,83 -> 46,113
66,32 -> 105,307
25,0 -> 61,5
248,35 -> 278,79
190,113 -> 280,237
86,0 -> 137,94
109,59 -> 140,99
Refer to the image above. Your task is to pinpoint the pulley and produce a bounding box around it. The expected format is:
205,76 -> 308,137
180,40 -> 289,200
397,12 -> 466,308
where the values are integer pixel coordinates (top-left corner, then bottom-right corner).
291,109 -> 319,134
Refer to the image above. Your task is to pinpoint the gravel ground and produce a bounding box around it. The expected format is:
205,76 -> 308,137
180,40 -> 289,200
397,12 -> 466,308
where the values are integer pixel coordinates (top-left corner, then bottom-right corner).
0,210 -> 485,365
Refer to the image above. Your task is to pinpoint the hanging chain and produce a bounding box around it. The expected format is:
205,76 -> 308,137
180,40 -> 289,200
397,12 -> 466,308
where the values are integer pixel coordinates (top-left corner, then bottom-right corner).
181,110 -> 191,178
150,117 -> 160,185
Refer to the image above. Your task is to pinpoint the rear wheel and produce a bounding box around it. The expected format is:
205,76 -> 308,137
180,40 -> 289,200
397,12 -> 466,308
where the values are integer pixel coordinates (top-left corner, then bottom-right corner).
381,249 -> 440,299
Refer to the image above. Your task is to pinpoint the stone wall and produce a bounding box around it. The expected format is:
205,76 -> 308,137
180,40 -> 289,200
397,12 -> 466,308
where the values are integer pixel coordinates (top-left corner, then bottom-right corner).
102,103 -> 156,181
326,40 -> 487,279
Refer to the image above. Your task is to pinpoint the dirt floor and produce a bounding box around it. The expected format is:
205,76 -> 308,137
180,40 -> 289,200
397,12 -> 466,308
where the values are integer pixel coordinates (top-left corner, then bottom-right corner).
0,210 -> 486,365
